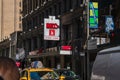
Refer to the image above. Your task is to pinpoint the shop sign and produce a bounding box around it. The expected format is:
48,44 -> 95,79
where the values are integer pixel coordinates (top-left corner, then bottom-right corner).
105,16 -> 114,33
61,45 -> 72,50
89,2 -> 98,29
60,50 -> 72,55
44,16 -> 60,40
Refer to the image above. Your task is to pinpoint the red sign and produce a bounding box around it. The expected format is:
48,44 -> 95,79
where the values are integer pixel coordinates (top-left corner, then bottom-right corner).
46,23 -> 59,29
49,30 -> 55,36
16,62 -> 21,67
61,46 -> 72,50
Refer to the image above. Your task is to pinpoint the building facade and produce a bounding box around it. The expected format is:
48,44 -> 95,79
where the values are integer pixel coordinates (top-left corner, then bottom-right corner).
0,0 -> 119,79
0,0 -> 22,40
21,0 -> 84,74
20,0 -> 120,78
0,0 -> 22,58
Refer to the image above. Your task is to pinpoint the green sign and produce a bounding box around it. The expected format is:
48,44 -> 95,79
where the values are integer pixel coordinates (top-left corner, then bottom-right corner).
89,2 -> 98,28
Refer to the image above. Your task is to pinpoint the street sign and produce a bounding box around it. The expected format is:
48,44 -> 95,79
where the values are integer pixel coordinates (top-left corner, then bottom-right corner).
44,16 -> 60,40
60,50 -> 72,55
60,45 -> 72,55
105,16 -> 114,33
61,46 -> 72,50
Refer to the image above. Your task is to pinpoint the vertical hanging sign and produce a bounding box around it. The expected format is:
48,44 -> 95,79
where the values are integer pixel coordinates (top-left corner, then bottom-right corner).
89,2 -> 98,29
44,16 -> 60,40
105,16 -> 114,33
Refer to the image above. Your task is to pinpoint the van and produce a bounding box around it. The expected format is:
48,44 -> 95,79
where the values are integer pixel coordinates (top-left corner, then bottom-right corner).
91,46 -> 120,80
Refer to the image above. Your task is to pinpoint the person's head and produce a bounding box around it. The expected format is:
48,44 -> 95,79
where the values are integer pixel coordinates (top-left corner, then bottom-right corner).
0,57 -> 20,80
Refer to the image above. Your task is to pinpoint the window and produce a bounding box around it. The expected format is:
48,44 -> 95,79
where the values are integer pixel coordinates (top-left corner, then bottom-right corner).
68,0 -> 72,10
19,2 -> 21,7
54,5 -> 57,16
58,2 -> 61,15
49,8 -> 52,15
64,25 -> 72,45
30,0 -> 32,11
19,23 -> 22,29
45,10 -> 48,17
38,14 -> 41,26
64,0 -> 67,12
33,37 -> 37,50
35,0 -> 38,8
21,70 -> 28,77
19,16 -> 21,21
30,71 -> 58,79
41,12 -> 44,23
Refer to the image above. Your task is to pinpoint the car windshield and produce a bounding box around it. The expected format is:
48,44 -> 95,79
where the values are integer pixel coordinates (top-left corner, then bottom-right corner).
30,71 -> 59,80
60,70 -> 76,77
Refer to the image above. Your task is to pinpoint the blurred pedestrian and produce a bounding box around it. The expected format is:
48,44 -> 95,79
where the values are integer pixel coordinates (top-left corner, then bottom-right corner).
0,76 -> 4,80
0,57 -> 20,80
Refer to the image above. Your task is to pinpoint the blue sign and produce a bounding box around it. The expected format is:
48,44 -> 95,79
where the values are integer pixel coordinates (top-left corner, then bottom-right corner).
105,16 -> 114,33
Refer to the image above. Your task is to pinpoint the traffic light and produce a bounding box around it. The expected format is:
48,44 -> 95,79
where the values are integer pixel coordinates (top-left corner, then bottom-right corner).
109,29 -> 120,44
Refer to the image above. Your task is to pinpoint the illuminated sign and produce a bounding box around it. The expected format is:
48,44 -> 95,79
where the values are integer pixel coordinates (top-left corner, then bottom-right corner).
89,2 -> 98,28
61,46 -> 72,50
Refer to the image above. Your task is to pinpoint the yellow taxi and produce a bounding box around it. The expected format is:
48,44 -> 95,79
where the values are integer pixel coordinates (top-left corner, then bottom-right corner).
20,68 -> 65,80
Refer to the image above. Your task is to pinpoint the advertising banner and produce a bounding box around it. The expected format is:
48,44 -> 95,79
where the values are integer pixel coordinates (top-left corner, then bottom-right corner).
89,2 -> 98,29
105,16 -> 114,33
44,16 -> 60,40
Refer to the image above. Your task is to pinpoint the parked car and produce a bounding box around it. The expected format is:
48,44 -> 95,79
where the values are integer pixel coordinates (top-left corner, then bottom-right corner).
20,68 -> 65,80
91,46 -> 120,80
54,69 -> 80,80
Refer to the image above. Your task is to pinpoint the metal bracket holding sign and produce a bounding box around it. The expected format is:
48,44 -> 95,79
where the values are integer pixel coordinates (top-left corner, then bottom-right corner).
44,16 -> 60,40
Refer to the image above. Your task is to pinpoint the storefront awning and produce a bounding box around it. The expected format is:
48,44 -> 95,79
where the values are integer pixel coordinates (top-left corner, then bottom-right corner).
27,51 -> 59,59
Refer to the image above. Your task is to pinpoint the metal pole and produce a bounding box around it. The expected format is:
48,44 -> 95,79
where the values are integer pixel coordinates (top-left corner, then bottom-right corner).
106,4 -> 112,43
86,0 -> 90,80
9,38 -> 12,58
109,4 -> 112,15
86,0 -> 90,39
